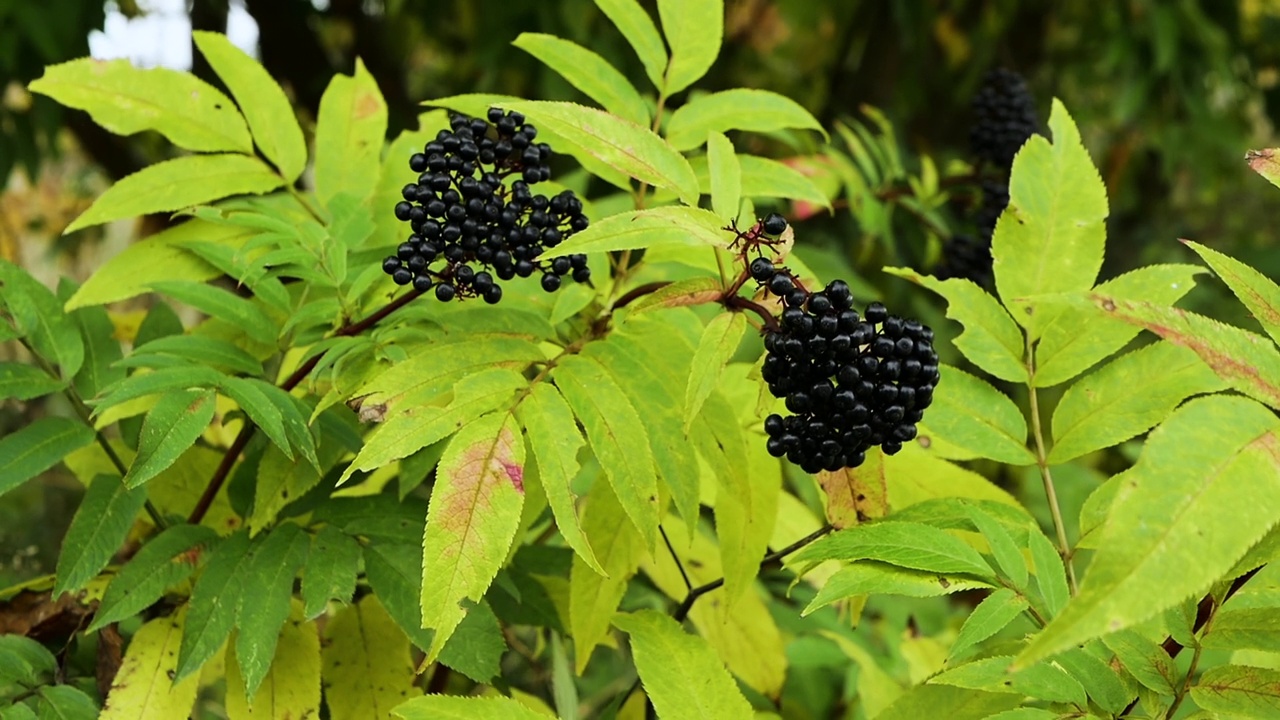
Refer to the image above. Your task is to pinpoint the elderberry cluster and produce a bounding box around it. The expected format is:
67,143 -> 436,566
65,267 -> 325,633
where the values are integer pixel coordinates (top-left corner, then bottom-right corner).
938,71 -> 1037,288
970,68 -> 1039,169
381,109 -> 591,304
741,215 -> 940,473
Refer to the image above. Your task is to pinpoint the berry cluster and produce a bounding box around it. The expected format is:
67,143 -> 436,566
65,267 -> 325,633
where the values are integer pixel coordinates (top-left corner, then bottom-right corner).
381,109 -> 591,304
737,215 -> 940,473
969,68 -> 1039,169
938,71 -> 1037,287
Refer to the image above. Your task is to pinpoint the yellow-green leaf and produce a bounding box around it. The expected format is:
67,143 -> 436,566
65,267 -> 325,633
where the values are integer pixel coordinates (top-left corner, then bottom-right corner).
1190,664 -> 1280,718
29,58 -> 251,153
624,276 -> 723,316
100,610 -> 199,720
1017,395 -> 1280,668
67,154 -> 283,233
53,473 -> 148,596
655,0 -> 722,95
225,617 -> 321,719
592,0 -> 667,90
545,206 -> 728,259
313,59 -> 387,209
1183,239 -> 1280,345
126,389 -> 217,488
0,417 -> 94,500
684,312 -> 746,433
569,479 -> 645,674
321,596 -> 420,720
927,365 -> 1034,465
512,33 -> 648,126
612,610 -> 753,720
803,562 -> 992,615
706,132 -> 740,221
420,412 -> 526,663
818,447 -> 889,530
394,695 -> 551,720
666,89 -> 825,151
193,31 -> 307,183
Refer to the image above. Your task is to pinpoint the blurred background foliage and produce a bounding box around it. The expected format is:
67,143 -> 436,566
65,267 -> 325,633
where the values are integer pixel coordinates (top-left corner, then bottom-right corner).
2,0 -> 1279,594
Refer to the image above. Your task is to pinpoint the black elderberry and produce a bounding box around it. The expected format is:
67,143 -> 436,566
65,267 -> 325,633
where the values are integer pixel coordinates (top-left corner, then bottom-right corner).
750,257 -> 775,282
762,213 -> 788,235
382,109 -> 593,304
970,68 -> 1039,170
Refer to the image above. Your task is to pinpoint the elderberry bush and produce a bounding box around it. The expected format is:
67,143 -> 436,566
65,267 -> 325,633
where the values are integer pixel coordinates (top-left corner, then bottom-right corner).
970,68 -> 1039,170
745,215 -> 940,473
382,109 -> 592,303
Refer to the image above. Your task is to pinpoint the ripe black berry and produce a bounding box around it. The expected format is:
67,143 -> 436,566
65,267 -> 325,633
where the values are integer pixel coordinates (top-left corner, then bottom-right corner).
970,68 -> 1039,170
758,277 -> 939,471
381,110 -> 593,304
750,257 -> 775,282
762,213 -> 788,235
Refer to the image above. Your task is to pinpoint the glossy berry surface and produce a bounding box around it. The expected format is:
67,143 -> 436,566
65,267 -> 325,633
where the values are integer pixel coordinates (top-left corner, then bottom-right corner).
380,110 -> 593,303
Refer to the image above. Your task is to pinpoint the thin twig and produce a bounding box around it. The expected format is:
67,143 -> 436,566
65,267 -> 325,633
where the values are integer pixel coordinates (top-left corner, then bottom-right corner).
1024,335 -> 1077,593
659,526 -> 693,593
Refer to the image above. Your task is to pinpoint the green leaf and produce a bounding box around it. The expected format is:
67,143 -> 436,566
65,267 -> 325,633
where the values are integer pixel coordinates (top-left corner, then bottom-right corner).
1054,645 -> 1134,715
655,0 -> 722,95
789,521 -> 994,578
65,220 -> 248,310
948,590 -> 1030,661
1084,293 -> 1280,409
1183,240 -> 1280,345
1028,529 -> 1069,618
91,366 -> 225,416
932,656 -> 1086,707
0,635 -> 56,685
1031,264 -> 1203,387
553,355 -> 660,549
1191,665 -> 1280,718
342,367 -> 527,483
393,696 -> 551,720
612,610 -> 753,720
666,89 -> 824,151
420,412 -> 527,663
706,132 -> 740,220
122,334 -> 264,376
225,617 -> 321,720
1017,395 -> 1280,668
301,525 -> 361,619
569,480 -> 645,674
313,59 -> 387,208
926,365 -> 1034,464
546,206 -> 728,259
67,154 -> 283,233
322,595 -> 421,719
100,611 -> 199,720
355,336 -> 543,414
592,0 -> 668,90
235,524 -> 310,698
683,312 -> 745,433
885,268 -> 1025,382
737,154 -> 831,208
966,505 -> 1028,589
125,389 -> 217,488
866,679 -> 1023,720
35,685 -> 98,720
193,31 -> 307,182
503,100 -> 699,205
439,600 -> 506,683
516,383 -> 600,573
220,377 -> 293,460
69,301 -> 125,399
625,277 -> 724,316
28,58 -> 251,154
803,561 -> 992,615
512,33 -> 648,126
0,363 -> 64,400
0,261 -> 84,378
362,542 -> 432,650
148,280 -> 277,346
0,417 -> 94,499
1203,608 -> 1280,653
53,474 -> 148,596
90,524 -> 218,631
993,99 -> 1108,335
176,529 -> 254,682
1101,629 -> 1177,694
1048,341 -> 1224,463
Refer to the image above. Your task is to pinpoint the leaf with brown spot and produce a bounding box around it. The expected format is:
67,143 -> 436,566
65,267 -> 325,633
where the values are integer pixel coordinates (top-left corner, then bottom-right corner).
818,447 -> 889,529
1191,664 -> 1280,718
420,412 -> 526,665
1183,239 -> 1280,346
313,59 -> 386,208
1247,148 -> 1280,189
100,609 -> 199,720
625,277 -> 724,316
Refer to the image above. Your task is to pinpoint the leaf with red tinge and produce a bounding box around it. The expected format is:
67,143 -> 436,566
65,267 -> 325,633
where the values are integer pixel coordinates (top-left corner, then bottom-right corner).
1247,148 -> 1280,190
1087,293 -> 1280,409
420,412 -> 526,664
818,447 -> 889,529
1191,664 -> 1280,718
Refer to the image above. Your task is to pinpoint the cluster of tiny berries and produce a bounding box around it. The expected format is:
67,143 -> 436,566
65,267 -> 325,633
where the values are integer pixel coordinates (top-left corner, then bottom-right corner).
738,215 -> 940,473
938,70 -> 1037,287
381,109 -> 591,304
